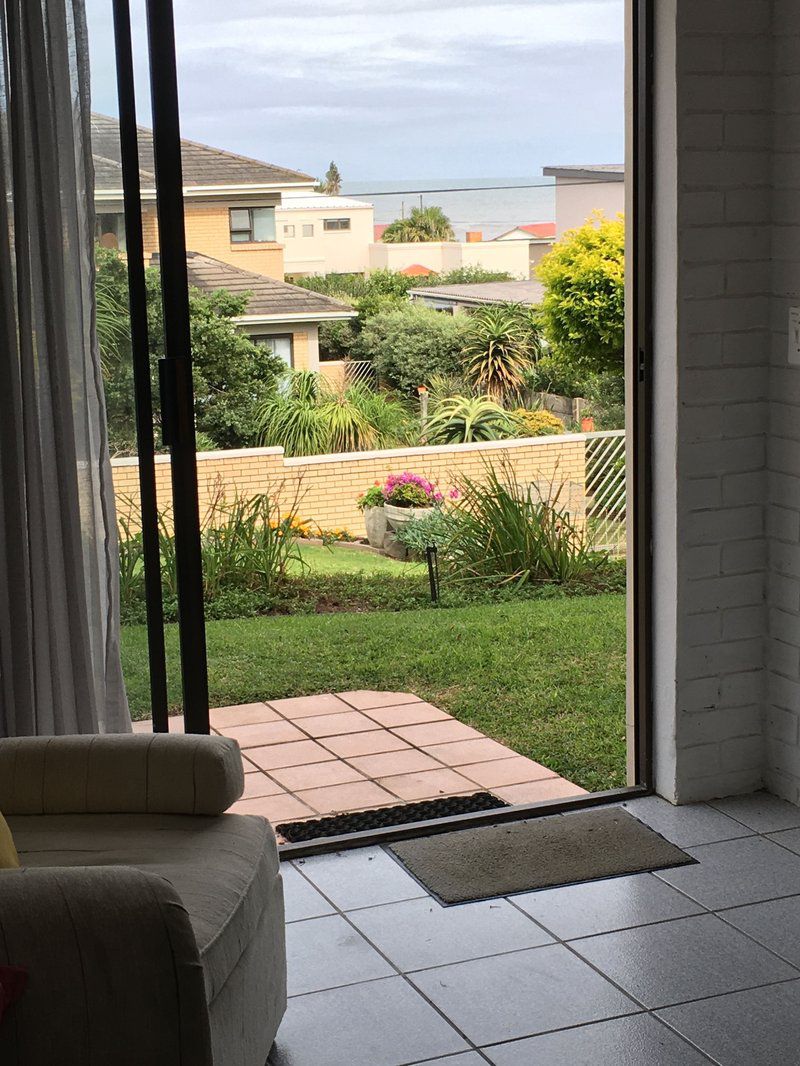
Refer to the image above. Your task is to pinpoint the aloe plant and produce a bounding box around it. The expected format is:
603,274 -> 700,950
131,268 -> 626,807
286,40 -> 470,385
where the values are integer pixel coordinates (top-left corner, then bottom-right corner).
424,395 -> 518,444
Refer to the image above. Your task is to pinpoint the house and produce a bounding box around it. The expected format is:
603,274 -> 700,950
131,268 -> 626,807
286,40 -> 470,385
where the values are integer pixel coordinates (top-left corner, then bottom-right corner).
542,164 -> 625,236
277,191 -> 374,277
493,221 -> 557,271
368,237 -> 530,278
408,278 -> 544,314
182,252 -> 356,372
92,112 -> 315,281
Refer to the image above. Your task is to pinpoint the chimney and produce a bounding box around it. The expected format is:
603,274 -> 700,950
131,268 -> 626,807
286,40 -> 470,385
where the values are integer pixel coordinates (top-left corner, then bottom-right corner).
465,230 -> 483,243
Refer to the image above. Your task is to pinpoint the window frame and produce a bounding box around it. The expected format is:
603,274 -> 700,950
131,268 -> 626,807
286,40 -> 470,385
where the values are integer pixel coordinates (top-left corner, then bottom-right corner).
323,217 -> 351,232
251,332 -> 294,369
228,205 -> 276,244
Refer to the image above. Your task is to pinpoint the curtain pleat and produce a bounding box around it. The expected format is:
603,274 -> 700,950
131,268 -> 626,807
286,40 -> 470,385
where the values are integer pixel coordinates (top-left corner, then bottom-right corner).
0,0 -> 130,735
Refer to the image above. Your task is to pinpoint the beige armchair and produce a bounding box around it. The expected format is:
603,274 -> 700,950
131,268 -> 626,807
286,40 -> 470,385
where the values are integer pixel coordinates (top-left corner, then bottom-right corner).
0,734 -> 287,1066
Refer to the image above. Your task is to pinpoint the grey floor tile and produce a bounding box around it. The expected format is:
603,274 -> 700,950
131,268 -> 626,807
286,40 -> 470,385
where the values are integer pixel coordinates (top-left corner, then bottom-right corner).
622,796 -> 753,847
708,791 -> 800,833
656,835 -> 800,909
409,1056 -> 487,1066
286,914 -> 394,996
570,912 -> 798,1009
294,846 -> 427,911
484,1014 -> 710,1065
658,979 -> 800,1066
408,944 -> 637,1046
722,894 -> 800,967
269,976 -> 468,1066
512,873 -> 703,940
281,862 -> 336,923
348,896 -> 552,972
767,826 -> 800,856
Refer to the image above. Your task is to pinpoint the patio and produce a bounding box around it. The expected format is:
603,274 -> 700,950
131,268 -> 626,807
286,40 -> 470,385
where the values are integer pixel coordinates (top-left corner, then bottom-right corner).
135,690 -> 585,835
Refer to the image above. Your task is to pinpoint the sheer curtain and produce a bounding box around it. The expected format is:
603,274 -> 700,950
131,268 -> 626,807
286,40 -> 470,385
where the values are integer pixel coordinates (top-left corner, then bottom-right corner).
0,0 -> 130,734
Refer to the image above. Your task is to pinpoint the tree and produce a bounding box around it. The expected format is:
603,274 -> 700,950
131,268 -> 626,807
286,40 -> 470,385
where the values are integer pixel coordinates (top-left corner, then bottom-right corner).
353,305 -> 470,392
536,212 -> 625,375
463,303 -> 542,401
95,246 -> 285,454
381,205 -> 455,243
316,161 -> 342,195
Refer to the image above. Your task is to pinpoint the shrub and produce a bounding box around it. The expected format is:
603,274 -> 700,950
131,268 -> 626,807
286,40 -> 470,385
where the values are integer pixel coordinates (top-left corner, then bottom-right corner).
442,463 -> 606,586
394,509 -> 458,558
425,395 -> 518,444
464,303 -> 542,400
584,372 -> 625,430
513,409 -> 565,437
353,306 -> 470,392
357,484 -> 386,510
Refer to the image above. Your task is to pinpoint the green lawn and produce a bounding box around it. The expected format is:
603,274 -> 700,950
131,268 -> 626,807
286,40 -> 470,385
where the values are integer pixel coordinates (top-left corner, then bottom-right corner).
120,593 -> 626,792
292,544 -> 423,577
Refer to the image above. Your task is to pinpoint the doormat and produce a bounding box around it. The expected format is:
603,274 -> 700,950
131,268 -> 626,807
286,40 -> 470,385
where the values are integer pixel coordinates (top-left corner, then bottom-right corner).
277,792 -> 508,843
388,806 -> 695,904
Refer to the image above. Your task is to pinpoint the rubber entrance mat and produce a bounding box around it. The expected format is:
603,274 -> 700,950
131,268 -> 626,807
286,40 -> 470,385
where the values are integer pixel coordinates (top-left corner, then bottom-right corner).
277,792 -> 508,843
388,807 -> 695,904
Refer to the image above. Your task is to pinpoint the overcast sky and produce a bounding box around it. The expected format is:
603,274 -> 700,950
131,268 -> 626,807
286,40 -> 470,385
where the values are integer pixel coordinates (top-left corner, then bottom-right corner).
85,0 -> 623,182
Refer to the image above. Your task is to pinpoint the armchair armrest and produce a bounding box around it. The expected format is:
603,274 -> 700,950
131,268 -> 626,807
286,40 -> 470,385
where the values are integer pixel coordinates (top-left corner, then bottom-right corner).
0,866 -> 213,1066
0,734 -> 244,816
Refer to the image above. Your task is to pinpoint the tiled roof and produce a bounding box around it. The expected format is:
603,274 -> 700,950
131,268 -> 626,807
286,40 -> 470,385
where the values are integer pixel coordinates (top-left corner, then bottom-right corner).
91,113 -> 313,192
182,252 -> 356,321
400,264 -> 436,277
495,222 -> 556,240
409,280 -> 544,305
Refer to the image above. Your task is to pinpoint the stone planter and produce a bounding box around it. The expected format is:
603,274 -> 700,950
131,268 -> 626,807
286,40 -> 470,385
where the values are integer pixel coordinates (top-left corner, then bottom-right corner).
384,503 -> 435,530
362,506 -> 388,548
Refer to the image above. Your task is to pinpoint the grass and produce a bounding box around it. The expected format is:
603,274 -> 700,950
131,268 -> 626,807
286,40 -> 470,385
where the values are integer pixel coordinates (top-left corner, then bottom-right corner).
120,593 -> 626,792
292,544 -> 423,576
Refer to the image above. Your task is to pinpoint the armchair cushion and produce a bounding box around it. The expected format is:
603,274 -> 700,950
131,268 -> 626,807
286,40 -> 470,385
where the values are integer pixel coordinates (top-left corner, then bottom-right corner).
0,734 -> 244,816
0,813 -> 19,869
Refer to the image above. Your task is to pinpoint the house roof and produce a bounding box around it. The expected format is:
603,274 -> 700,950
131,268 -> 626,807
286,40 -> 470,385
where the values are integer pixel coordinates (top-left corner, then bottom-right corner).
543,164 -> 624,182
278,191 -> 372,211
408,280 -> 544,306
182,252 -> 356,322
400,264 -> 436,277
91,113 -> 313,194
374,223 -> 390,241
495,222 -> 556,241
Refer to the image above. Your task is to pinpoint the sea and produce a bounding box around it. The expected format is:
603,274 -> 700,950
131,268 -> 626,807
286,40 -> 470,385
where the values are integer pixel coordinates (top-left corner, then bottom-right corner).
341,176 -> 556,242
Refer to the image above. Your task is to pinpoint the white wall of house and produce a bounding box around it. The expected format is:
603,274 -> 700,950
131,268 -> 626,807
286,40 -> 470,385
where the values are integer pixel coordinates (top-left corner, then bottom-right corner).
552,176 -> 625,236
277,195 -> 374,276
368,240 -> 530,278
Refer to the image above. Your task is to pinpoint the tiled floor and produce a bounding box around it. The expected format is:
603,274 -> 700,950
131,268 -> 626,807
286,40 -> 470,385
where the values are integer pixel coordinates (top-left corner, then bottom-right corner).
269,791 -> 800,1065
135,691 -> 585,834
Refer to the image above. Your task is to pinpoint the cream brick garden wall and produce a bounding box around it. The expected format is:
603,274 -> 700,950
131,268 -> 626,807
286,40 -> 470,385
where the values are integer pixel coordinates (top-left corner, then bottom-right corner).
111,434 -> 590,537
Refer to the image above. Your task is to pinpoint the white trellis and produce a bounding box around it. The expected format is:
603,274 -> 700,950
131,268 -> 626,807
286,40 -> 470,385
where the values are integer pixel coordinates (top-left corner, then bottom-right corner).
584,429 -> 627,556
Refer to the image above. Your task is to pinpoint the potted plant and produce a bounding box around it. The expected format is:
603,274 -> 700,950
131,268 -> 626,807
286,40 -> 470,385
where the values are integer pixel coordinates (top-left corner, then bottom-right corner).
382,472 -> 443,530
357,483 -> 388,547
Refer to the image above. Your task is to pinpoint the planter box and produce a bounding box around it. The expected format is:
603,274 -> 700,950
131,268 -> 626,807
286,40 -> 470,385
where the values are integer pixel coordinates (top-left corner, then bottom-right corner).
362,506 -> 388,548
384,503 -> 435,529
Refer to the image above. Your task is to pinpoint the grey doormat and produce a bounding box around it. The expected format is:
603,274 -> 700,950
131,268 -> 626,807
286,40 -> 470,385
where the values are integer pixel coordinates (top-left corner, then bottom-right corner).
388,807 -> 694,904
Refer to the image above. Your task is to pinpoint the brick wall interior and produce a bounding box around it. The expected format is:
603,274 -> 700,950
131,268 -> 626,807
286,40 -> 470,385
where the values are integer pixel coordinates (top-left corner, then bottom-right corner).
111,436 -> 589,539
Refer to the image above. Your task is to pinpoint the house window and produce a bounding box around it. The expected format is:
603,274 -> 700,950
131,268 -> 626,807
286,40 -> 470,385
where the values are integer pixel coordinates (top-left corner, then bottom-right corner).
302,224 -> 314,237
229,206 -> 276,243
323,218 -> 351,232
96,212 -> 127,252
252,333 -> 293,369
283,224 -> 295,237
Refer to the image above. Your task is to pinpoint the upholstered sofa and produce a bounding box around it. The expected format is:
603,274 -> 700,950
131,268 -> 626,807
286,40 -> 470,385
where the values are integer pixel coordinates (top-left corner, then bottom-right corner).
0,733 -> 287,1066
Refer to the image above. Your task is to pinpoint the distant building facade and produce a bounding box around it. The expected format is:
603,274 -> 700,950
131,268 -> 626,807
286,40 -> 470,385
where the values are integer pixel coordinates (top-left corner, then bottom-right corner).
542,165 -> 625,236
493,222 -> 556,272
278,192 -> 375,277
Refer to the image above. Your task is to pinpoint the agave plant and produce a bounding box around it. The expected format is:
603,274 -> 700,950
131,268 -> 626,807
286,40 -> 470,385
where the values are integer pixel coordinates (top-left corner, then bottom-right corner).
463,303 -> 541,401
424,395 -> 518,444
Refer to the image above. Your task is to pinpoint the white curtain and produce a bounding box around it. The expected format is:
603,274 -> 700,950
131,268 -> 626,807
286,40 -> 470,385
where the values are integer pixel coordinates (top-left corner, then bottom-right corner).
0,0 -> 131,734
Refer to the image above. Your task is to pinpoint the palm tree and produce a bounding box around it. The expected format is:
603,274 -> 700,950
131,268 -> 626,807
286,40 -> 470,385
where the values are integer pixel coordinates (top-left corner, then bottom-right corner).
316,161 -> 342,196
381,205 -> 455,243
463,303 -> 540,401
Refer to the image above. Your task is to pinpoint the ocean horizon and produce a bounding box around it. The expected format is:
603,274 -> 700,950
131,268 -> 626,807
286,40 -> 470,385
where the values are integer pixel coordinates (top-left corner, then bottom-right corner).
341,176 -> 556,242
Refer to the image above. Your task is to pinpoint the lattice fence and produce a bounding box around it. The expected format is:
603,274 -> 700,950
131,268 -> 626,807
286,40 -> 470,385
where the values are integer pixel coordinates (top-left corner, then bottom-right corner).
584,430 -> 627,556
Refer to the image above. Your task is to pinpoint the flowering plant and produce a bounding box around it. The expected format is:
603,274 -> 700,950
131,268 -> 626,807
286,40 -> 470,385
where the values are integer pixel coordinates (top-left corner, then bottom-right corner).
357,483 -> 385,511
383,471 -> 444,509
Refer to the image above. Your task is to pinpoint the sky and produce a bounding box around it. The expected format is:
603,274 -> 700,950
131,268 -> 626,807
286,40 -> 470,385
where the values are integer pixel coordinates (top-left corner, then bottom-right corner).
85,0 -> 624,183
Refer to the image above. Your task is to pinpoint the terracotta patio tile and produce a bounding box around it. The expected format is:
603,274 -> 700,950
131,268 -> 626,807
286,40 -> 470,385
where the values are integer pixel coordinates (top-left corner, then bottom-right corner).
269,761 -> 367,792
361,702 -> 451,728
378,768 -> 477,802
348,749 -> 442,778
297,710 -> 377,739
210,703 -> 280,728
228,793 -> 315,822
491,779 -> 588,804
294,780 -> 396,816
245,739 -> 336,771
392,720 -> 483,746
220,720 -> 306,748
422,737 -> 517,766
321,730 -> 411,759
459,756 -> 558,788
267,694 -> 353,719
132,716 -> 184,733
337,690 -> 423,711
241,772 -> 285,799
